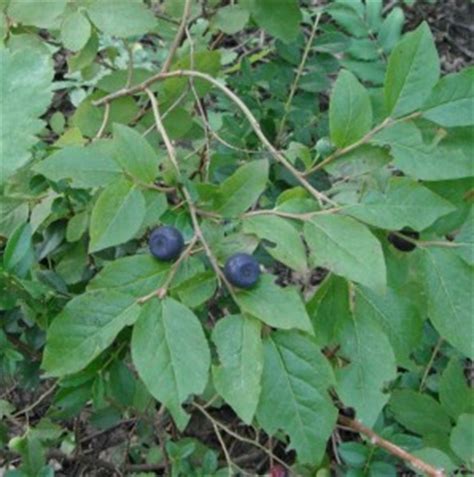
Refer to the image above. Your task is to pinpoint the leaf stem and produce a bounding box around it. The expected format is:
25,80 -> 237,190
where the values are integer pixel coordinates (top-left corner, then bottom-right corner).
193,402 -> 292,474
93,70 -> 336,207
137,236 -> 198,304
304,111 -> 421,176
276,12 -> 322,145
145,88 -> 235,297
338,415 -> 446,477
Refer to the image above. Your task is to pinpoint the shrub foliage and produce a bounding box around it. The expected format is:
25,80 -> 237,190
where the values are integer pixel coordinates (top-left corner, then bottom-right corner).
1,0 -> 473,475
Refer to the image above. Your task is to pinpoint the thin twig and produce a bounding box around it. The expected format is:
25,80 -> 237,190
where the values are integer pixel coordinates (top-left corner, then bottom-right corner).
94,102 -> 110,139
137,236 -> 198,304
93,70 -> 336,207
145,88 -> 235,296
304,112 -> 421,176
243,206 -> 341,221
193,402 -> 292,474
338,415 -> 446,477
160,0 -> 193,73
419,338 -> 443,392
276,12 -> 322,145
13,384 -> 57,418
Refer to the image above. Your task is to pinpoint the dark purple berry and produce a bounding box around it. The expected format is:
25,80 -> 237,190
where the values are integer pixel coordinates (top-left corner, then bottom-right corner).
149,226 -> 184,261
224,253 -> 260,289
388,228 -> 420,252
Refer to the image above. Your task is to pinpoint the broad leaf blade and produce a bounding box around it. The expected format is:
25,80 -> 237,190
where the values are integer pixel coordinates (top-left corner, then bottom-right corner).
34,141 -> 121,188
212,315 -> 263,424
246,0 -> 301,44
389,390 -> 452,436
235,275 -> 313,333
329,69 -> 372,148
421,248 -> 474,358
385,22 -> 439,117
214,160 -> 269,217
243,215 -> 307,272
304,215 -> 386,293
88,254 -> 170,297
422,67 -> 474,127
112,124 -> 159,183
257,331 -> 337,465
343,177 -> 455,230
1,49 -> 53,183
336,301 -> 397,426
86,0 -> 156,38
43,290 -> 140,377
131,298 -> 210,429
89,178 -> 146,253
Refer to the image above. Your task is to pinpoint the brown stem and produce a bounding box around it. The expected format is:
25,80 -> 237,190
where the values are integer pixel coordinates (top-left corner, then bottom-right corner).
338,415 -> 446,477
93,70 -> 336,207
137,236 -> 198,304
276,12 -> 322,145
145,88 -> 235,296
160,0 -> 192,73
304,112 -> 422,176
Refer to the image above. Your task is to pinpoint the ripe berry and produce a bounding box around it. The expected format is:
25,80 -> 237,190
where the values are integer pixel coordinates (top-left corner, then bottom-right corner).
388,228 -> 420,252
270,465 -> 288,477
149,226 -> 184,261
224,253 -> 260,289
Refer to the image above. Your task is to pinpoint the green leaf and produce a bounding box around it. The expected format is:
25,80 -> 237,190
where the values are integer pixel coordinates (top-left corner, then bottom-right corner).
343,177 -> 455,231
172,271 -> 217,309
256,331 -> 337,465
455,207 -> 474,265
326,3 -> 369,38
243,215 -> 307,272
112,124 -> 159,183
245,0 -> 302,44
4,223 -> 34,278
372,122 -> 473,181
384,22 -> 439,117
88,254 -> 170,297
329,70 -> 372,148
422,67 -> 474,127
68,31 -> 99,72
325,145 -> 391,177
43,290 -> 140,377
7,0 -> 67,28
378,7 -> 404,53
411,448 -> 456,475
213,5 -> 249,34
0,197 -> 29,238
86,0 -> 156,38
89,179 -> 146,253
336,303 -> 397,426
213,160 -> 269,217
212,315 -> 263,424
61,11 -> 91,52
164,50 -> 221,101
421,248 -> 474,358
304,215 -> 386,293
450,414 -> 474,467
389,390 -> 452,436
0,48 -> 53,183
131,298 -> 210,429
355,286 -> 422,368
307,275 -> 351,347
235,275 -> 313,334
66,211 -> 89,243
34,141 -> 121,188
439,358 -> 474,421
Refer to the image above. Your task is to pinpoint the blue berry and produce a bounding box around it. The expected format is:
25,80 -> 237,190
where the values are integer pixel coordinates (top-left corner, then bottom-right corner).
149,226 -> 184,261
224,253 -> 260,289
388,229 -> 419,252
